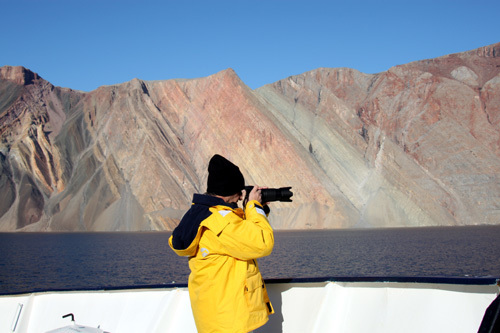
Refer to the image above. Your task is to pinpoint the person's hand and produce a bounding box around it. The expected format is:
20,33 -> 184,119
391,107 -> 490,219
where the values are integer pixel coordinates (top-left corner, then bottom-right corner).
248,185 -> 262,203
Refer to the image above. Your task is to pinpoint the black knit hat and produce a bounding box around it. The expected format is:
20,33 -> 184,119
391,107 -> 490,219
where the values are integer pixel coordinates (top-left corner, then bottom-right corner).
207,154 -> 245,196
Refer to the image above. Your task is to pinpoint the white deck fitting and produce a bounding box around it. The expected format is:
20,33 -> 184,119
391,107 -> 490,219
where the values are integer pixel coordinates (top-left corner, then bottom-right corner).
1,280 -> 498,333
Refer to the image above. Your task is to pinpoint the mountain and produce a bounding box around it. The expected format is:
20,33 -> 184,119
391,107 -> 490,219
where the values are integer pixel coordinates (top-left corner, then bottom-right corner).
1,43 -> 499,231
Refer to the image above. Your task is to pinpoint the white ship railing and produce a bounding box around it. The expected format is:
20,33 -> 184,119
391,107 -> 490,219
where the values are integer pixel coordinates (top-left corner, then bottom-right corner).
1,276 -> 498,333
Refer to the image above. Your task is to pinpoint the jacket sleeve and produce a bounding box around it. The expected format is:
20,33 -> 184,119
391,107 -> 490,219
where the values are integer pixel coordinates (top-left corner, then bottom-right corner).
169,233 -> 199,257
217,200 -> 274,260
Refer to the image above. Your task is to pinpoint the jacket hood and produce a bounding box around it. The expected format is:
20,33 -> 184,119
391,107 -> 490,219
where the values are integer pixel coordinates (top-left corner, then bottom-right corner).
171,194 -> 237,250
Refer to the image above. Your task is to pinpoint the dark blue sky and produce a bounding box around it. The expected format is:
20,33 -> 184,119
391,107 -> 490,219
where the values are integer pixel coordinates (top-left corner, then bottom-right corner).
2,0 -> 499,91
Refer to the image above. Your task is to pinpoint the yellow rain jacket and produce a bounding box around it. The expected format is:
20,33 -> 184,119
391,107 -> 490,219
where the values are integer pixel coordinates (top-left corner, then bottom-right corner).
169,194 -> 274,333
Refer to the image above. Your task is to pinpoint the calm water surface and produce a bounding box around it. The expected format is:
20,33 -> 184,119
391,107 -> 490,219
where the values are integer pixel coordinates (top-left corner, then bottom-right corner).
1,226 -> 499,294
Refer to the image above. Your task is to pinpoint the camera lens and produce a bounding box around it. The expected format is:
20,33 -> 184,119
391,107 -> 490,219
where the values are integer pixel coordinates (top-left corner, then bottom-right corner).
261,187 -> 293,203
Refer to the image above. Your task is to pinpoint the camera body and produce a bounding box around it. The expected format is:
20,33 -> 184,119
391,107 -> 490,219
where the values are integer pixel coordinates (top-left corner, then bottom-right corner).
244,186 -> 293,203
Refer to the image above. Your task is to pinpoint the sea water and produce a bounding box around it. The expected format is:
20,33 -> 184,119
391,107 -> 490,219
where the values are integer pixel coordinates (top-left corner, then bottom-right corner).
1,226 -> 499,294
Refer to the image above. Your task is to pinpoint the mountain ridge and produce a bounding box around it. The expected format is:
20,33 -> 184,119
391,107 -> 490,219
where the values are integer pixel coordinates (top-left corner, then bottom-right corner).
1,42 -> 499,231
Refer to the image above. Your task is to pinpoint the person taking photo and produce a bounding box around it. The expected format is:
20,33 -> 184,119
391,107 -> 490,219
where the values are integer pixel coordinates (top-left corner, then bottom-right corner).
169,154 -> 274,333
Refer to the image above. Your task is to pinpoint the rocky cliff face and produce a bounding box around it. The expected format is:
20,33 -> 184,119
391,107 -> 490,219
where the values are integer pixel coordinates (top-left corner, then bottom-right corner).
1,42 -> 499,231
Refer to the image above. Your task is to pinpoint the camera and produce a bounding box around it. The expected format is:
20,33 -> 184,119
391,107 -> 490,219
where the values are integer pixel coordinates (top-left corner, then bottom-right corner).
244,186 -> 293,203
